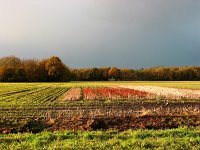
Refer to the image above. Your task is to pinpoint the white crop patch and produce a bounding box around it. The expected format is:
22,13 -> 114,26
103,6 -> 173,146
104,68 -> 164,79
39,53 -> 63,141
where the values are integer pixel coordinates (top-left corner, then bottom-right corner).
120,86 -> 200,100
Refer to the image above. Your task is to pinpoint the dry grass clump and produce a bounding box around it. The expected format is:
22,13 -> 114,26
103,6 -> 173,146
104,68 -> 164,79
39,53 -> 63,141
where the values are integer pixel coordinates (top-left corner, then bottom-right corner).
62,88 -> 82,101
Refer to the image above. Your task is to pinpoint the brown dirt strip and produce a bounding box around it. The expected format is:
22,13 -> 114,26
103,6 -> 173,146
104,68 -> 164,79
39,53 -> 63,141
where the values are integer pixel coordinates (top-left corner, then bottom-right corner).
1,116 -> 200,133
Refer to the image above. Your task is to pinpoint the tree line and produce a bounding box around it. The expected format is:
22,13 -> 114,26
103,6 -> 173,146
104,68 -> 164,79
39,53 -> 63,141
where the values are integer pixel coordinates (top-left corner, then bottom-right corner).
0,56 -> 200,82
0,56 -> 70,82
71,66 -> 200,81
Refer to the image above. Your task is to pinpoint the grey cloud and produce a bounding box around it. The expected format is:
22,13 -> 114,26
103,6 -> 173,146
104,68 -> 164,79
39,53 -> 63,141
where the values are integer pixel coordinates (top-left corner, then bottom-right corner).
0,0 -> 200,68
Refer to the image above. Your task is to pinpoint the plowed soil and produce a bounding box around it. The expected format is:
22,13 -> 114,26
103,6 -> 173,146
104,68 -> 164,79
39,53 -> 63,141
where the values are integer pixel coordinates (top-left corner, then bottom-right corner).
1,102 -> 200,133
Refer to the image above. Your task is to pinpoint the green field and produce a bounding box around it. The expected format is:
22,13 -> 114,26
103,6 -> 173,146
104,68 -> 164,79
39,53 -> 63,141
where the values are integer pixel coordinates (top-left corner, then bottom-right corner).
1,81 -> 200,149
1,127 -> 200,150
0,83 -> 71,106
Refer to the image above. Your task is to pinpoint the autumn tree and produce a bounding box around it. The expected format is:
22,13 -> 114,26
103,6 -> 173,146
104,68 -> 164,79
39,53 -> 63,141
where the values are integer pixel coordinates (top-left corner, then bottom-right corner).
45,56 -> 70,81
99,67 -> 110,81
119,68 -> 137,81
17,68 -> 26,81
35,59 -> 48,82
108,67 -> 120,80
0,56 -> 21,81
0,56 -> 21,68
21,59 -> 38,82
0,67 -> 5,81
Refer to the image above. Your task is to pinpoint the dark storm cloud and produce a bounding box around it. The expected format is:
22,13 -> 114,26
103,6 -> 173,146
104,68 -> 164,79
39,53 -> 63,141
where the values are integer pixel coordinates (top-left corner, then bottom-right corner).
0,0 -> 200,68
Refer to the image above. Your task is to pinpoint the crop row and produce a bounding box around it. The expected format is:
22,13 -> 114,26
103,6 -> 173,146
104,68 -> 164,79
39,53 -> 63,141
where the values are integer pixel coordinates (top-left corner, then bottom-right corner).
122,86 -> 200,100
83,87 -> 152,100
62,87 -> 153,101
0,86 -> 70,106
62,86 -> 200,101
1,102 -> 200,121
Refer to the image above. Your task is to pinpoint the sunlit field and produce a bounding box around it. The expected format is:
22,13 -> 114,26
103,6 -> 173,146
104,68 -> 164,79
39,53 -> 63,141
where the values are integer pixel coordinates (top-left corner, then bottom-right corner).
1,81 -> 200,149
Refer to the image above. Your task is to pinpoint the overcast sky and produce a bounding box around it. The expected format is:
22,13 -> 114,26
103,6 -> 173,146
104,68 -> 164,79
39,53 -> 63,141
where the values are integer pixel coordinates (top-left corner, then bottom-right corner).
0,0 -> 200,68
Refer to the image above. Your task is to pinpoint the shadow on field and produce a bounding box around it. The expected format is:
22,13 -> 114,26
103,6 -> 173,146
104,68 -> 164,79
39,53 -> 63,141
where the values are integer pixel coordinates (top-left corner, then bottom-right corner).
49,116 -> 200,131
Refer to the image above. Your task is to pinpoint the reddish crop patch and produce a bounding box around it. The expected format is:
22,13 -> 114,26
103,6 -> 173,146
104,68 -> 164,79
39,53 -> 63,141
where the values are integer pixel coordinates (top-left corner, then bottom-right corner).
83,87 -> 151,100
